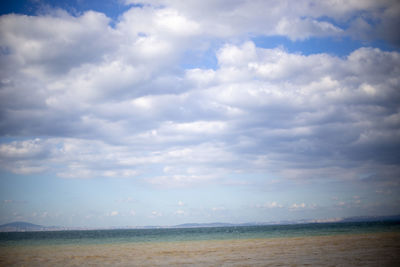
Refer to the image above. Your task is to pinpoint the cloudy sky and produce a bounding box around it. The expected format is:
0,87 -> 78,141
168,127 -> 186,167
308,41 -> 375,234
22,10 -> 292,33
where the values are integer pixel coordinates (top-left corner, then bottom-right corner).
0,0 -> 399,227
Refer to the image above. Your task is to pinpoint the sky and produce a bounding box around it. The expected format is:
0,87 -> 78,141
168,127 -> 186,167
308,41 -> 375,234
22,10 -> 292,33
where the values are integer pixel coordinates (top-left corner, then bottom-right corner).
0,0 -> 399,228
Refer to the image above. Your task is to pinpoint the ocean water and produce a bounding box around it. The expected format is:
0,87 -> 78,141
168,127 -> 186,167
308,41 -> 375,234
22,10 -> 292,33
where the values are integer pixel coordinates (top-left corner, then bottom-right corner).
1,222 -> 400,266
1,221 -> 399,247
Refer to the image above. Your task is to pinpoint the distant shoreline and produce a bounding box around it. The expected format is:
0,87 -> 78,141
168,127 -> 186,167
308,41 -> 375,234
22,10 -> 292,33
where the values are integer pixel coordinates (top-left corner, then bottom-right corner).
1,214 -> 400,232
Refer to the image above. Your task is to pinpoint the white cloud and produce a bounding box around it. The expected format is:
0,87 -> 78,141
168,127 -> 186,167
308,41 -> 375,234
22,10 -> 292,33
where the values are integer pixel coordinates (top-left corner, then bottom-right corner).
211,206 -> 226,212
256,201 -> 284,209
275,17 -> 343,41
149,173 -> 217,188
0,139 -> 46,158
103,169 -> 139,178
110,211 -> 119,216
290,203 -> 306,210
0,2 -> 399,193
337,202 -> 346,207
174,209 -> 185,215
0,41 -> 399,188
153,8 -> 200,36
151,211 -> 162,217
0,10 -> 114,75
126,0 -> 400,45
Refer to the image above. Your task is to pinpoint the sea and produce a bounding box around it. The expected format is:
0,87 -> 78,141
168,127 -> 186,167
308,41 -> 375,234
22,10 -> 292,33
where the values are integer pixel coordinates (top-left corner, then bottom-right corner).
1,221 -> 399,247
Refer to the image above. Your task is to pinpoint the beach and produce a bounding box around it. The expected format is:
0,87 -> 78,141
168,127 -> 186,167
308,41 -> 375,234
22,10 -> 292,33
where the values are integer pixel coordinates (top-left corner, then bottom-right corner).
1,232 -> 399,266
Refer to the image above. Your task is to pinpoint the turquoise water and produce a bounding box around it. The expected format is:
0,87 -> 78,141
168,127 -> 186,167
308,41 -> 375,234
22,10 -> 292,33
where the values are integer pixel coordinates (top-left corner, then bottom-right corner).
1,221 -> 399,247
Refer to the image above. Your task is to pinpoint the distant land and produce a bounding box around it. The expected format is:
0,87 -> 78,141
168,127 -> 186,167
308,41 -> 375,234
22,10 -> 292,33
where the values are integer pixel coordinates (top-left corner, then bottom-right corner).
172,214 -> 400,228
0,221 -> 57,232
1,215 -> 400,232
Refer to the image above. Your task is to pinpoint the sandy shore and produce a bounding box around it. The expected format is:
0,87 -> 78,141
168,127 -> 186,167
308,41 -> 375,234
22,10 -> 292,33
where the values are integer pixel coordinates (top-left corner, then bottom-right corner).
1,232 -> 399,266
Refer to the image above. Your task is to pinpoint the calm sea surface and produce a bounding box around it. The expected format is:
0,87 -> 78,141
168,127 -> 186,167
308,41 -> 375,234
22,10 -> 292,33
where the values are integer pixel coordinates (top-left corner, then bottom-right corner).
1,221 -> 399,247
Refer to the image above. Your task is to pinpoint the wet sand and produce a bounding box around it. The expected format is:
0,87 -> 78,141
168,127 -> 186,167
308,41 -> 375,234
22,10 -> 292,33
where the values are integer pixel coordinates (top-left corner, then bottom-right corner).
1,232 -> 399,266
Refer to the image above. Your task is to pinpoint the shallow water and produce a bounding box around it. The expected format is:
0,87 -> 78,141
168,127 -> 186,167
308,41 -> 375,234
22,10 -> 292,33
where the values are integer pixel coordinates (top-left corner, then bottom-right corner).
1,232 -> 399,266
1,221 -> 399,246
1,222 -> 400,266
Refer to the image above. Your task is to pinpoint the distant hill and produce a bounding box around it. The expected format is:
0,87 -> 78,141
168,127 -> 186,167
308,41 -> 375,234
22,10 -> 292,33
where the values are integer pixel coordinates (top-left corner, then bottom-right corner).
172,215 -> 400,229
1,215 -> 399,232
0,221 -> 44,232
340,215 -> 400,223
174,222 -> 235,228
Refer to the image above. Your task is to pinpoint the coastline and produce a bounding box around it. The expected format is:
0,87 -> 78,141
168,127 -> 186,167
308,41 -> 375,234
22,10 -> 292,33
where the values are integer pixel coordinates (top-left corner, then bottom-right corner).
1,231 -> 399,266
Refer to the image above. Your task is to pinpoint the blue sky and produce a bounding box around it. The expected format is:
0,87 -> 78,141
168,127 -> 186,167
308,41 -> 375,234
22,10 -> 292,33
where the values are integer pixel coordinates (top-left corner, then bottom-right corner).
0,0 -> 399,227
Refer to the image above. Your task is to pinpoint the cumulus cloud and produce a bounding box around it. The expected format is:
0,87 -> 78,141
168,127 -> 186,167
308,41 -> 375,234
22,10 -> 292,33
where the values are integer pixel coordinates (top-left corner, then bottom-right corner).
289,203 -> 308,210
174,209 -> 185,215
0,2 -> 399,193
1,42 -> 400,186
151,211 -> 162,217
256,201 -> 284,209
275,17 -> 343,41
211,206 -> 226,212
109,211 -> 119,216
127,0 -> 400,45
0,10 -> 114,75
